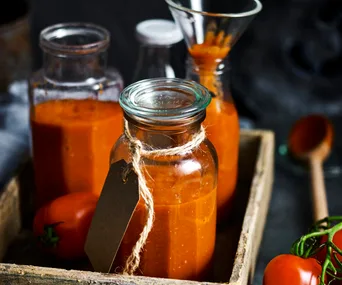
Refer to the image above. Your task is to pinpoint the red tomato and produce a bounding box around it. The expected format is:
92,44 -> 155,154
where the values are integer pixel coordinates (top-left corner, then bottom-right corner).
317,230 -> 342,267
263,254 -> 322,285
33,192 -> 98,260
315,230 -> 342,283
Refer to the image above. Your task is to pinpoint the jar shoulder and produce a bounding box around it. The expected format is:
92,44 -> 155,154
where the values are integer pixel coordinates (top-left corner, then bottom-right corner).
29,68 -> 123,88
110,137 -> 218,177
29,68 -> 124,103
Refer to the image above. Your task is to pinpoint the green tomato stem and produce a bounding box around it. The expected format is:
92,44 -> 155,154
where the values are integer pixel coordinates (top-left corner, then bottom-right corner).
291,217 -> 342,285
38,222 -> 64,248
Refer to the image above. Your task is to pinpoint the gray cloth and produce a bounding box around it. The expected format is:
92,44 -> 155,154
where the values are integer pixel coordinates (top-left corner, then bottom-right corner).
0,81 -> 30,189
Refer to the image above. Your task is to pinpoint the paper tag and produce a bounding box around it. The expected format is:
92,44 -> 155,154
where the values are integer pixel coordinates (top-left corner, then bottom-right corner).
85,159 -> 139,273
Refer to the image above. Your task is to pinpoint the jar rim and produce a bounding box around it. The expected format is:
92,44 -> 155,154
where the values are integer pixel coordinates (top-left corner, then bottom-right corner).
39,22 -> 110,55
120,78 -> 211,122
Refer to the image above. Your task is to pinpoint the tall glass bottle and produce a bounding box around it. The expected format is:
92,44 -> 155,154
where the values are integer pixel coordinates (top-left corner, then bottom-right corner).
29,22 -> 124,209
186,55 -> 239,220
111,78 -> 217,280
132,19 -> 183,82
166,0 -> 262,221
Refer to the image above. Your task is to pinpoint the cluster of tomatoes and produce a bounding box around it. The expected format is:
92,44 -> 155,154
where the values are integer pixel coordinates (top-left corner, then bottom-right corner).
33,192 -> 98,260
263,231 -> 342,285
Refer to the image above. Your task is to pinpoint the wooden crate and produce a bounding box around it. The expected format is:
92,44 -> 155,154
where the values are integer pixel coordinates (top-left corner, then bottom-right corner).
0,129 -> 274,285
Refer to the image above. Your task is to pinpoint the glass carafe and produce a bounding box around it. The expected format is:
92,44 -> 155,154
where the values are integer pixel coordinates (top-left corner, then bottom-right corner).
29,22 -> 124,209
186,56 -> 239,220
166,0 -> 262,221
111,78 -> 218,281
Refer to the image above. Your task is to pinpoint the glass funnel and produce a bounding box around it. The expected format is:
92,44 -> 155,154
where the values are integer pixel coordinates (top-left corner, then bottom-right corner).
166,0 -> 262,96
166,0 -> 262,222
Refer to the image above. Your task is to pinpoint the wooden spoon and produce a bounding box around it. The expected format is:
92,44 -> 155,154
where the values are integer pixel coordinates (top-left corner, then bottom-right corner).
288,114 -> 333,221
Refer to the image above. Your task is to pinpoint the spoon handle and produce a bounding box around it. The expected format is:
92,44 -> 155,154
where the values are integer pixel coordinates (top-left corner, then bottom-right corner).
310,157 -> 329,221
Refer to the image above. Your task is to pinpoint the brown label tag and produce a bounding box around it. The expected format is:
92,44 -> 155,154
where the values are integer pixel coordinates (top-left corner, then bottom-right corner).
85,159 -> 139,273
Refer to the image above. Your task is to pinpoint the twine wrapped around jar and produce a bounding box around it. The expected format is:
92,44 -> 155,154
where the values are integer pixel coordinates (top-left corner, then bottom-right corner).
122,119 -> 206,275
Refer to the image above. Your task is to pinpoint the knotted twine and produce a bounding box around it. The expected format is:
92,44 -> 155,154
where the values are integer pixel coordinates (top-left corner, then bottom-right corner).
122,119 -> 206,275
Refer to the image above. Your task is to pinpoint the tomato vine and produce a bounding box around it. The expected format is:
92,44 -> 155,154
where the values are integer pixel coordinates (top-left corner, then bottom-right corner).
291,216 -> 342,285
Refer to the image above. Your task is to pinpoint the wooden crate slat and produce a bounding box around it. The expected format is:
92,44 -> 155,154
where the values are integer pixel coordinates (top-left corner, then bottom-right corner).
0,263 -> 225,285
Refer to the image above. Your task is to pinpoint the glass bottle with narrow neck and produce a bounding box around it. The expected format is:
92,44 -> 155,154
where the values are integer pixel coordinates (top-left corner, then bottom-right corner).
29,22 -> 124,209
133,44 -> 175,81
110,78 -> 218,281
132,19 -> 183,82
186,52 -> 239,222
166,0 -> 262,223
186,56 -> 232,100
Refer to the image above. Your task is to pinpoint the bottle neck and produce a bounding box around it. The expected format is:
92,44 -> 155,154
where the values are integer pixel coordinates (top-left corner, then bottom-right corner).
186,57 -> 231,98
186,56 -> 230,74
125,112 -> 204,149
140,45 -> 171,63
133,45 -> 174,80
43,51 -> 107,83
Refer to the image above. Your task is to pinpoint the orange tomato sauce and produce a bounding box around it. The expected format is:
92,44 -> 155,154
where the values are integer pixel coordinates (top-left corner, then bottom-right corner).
115,163 -> 217,280
206,98 -> 239,220
31,99 -> 123,208
189,33 -> 231,98
189,36 -> 239,220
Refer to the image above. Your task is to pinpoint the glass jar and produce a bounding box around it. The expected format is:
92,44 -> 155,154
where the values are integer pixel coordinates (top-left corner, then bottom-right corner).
186,56 -> 239,221
132,19 -> 183,82
111,78 -> 218,280
29,23 -> 124,209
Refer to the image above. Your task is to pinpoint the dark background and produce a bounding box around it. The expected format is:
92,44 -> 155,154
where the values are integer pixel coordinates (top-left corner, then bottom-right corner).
4,0 -> 342,119
28,0 -> 257,86
29,0 -> 186,85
